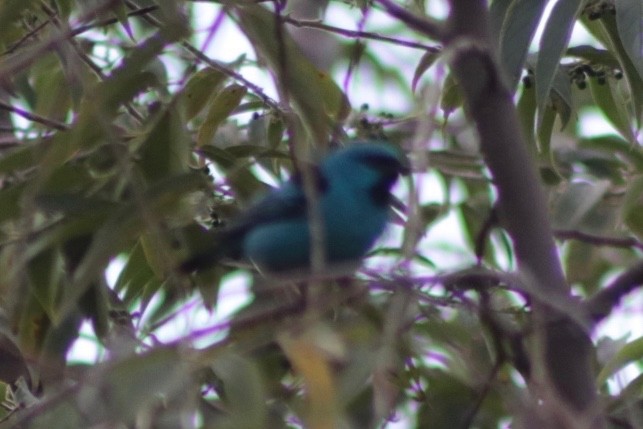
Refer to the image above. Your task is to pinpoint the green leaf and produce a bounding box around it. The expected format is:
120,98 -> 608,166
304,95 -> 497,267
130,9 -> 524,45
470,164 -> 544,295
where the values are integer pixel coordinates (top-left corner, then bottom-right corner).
537,103 -> 556,161
211,354 -> 268,428
579,135 -> 643,170
27,347 -> 189,427
615,0 -> 643,81
623,175 -> 643,240
235,4 -> 350,144
499,0 -> 548,88
535,0 -> 583,117
138,102 -> 191,183
31,54 -> 72,123
412,50 -> 440,93
27,247 -> 63,320
597,336 -> 643,386
551,180 -> 611,230
440,74 -> 462,119
417,370 -> 477,428
197,84 -> 247,147
61,173 -> 208,318
114,242 -> 155,305
588,75 -> 636,143
0,0 -> 37,42
517,83 -> 537,159
0,183 -> 25,224
113,1 -> 134,41
181,67 -> 228,121
550,69 -> 573,130
584,12 -> 643,128
566,45 -> 621,67
489,0 -> 513,40
32,31 -> 181,187
0,140 -> 46,174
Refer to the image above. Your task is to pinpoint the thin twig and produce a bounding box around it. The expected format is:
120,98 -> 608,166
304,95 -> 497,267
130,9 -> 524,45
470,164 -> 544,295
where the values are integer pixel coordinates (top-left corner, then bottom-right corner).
586,261 -> 643,322
375,0 -> 445,41
123,0 -> 281,111
0,100 -> 69,131
281,16 -> 440,52
554,229 -> 643,251
0,0 -> 124,82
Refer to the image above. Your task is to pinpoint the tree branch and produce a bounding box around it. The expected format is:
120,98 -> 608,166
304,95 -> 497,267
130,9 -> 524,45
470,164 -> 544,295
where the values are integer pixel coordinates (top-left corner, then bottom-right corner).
282,16 -> 440,52
554,229 -> 643,251
586,261 -> 643,323
375,0 -> 445,41
0,100 -> 69,131
436,0 -> 602,426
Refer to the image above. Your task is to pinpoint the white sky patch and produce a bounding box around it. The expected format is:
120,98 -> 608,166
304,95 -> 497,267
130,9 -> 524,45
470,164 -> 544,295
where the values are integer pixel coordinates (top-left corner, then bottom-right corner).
578,108 -> 622,137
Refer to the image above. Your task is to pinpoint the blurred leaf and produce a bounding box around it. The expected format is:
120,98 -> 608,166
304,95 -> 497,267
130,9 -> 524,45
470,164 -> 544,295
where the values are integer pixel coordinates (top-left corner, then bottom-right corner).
113,1 -> 134,41
578,135 -> 643,170
235,4 -> 350,144
0,182 -> 24,224
416,369 -> 477,429
33,31 -> 182,185
535,0 -> 583,117
412,50 -> 440,93
0,0 -> 37,42
583,11 -> 643,128
197,145 -> 267,200
115,241 -> 156,306
0,140 -> 46,174
564,241 -> 609,294
8,347 -> 190,427
63,172 -> 207,318
181,67 -> 227,121
280,330 -> 339,429
597,336 -> 643,386
536,103 -> 557,175
615,0 -> 643,81
211,353 -> 268,428
440,74 -> 462,119
267,112 -> 285,148
27,247 -> 63,321
0,328 -> 31,387
489,0 -> 513,41
31,54 -> 72,123
517,83 -> 537,159
589,75 -> 636,143
551,180 -> 611,230
197,84 -> 247,147
623,175 -> 643,240
549,68 -> 573,129
566,45 -> 621,67
138,102 -> 191,183
498,0 -> 548,88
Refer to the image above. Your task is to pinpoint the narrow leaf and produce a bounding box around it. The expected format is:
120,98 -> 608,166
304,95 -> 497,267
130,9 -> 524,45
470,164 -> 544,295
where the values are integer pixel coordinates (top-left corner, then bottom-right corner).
181,68 -> 227,121
197,84 -> 247,147
589,75 -> 636,143
536,0 -> 584,117
499,0 -> 548,88
615,0 -> 643,81
597,336 -> 643,386
412,51 -> 440,93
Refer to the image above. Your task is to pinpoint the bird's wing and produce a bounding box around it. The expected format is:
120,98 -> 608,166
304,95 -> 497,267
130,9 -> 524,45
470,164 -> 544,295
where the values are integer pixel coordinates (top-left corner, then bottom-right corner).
223,180 -> 308,236
180,166 -> 326,272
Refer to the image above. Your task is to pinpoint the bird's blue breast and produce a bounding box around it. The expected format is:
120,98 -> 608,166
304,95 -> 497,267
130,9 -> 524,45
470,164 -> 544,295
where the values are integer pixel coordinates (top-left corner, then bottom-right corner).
242,194 -> 389,272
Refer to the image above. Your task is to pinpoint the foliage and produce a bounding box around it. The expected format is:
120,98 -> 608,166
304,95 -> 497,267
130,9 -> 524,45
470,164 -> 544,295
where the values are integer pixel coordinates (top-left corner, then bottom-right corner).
0,0 -> 641,428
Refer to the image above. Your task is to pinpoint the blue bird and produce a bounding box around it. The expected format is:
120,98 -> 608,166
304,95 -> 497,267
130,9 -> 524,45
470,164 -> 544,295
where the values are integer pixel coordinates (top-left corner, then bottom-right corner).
180,141 -> 408,275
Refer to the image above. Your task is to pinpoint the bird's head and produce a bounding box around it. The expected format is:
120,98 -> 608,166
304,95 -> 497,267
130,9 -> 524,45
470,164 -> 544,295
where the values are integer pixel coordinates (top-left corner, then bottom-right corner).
322,141 -> 409,206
